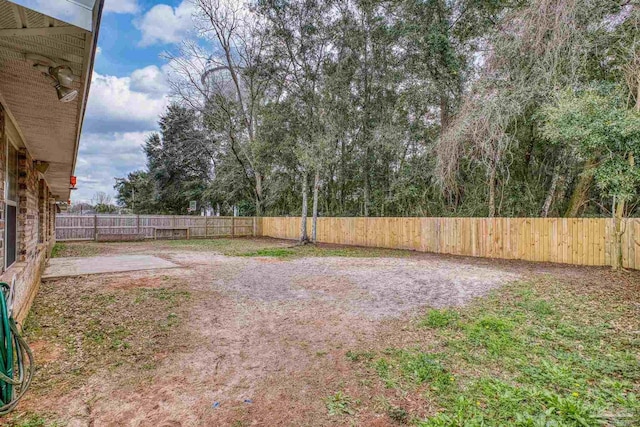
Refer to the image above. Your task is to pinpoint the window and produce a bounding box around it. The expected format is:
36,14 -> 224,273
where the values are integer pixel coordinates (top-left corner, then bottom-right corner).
38,180 -> 46,244
5,142 -> 18,268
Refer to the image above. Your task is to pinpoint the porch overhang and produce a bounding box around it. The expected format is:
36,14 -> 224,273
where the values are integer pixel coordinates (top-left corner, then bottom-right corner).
0,0 -> 103,200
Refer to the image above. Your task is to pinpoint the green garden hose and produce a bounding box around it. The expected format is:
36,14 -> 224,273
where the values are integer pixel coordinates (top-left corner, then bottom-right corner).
0,279 -> 34,415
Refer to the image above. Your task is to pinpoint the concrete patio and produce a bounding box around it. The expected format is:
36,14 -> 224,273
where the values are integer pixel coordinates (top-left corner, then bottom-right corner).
42,255 -> 180,280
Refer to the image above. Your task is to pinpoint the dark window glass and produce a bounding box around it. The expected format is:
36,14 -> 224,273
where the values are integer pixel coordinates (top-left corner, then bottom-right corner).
6,205 -> 16,267
7,144 -> 17,202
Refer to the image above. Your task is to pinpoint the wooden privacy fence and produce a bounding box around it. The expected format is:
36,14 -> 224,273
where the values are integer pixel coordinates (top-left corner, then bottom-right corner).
56,215 -> 257,241
56,215 -> 640,269
259,217 -> 640,269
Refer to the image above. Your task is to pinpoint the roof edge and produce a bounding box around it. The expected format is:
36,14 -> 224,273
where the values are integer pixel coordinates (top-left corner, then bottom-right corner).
68,0 -> 104,201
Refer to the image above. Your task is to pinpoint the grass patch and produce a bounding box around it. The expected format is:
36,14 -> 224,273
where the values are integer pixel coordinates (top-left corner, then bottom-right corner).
50,242 -> 104,258
418,309 -> 459,328
387,405 -> 410,424
21,279 -> 192,396
6,414 -> 63,427
348,279 -> 640,426
239,248 -> 297,257
237,242 -> 414,259
325,391 -> 359,416
164,237 -> 413,258
346,350 -> 375,362
50,243 -> 63,258
51,238 -> 416,259
162,238 -> 288,256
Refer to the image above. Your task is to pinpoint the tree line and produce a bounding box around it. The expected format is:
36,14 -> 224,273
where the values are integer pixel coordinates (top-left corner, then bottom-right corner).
115,0 -> 640,243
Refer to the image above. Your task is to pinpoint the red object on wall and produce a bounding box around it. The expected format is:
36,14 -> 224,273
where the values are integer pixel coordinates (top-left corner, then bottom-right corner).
70,176 -> 77,188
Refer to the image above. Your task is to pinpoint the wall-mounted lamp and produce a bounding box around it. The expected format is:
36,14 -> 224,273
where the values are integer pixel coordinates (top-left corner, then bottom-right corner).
30,55 -> 79,103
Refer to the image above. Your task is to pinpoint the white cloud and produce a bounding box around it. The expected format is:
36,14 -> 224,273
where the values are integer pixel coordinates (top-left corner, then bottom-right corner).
74,132 -> 151,203
130,65 -> 169,96
83,70 -> 169,133
104,0 -> 138,14
75,64 -> 173,202
136,1 -> 194,46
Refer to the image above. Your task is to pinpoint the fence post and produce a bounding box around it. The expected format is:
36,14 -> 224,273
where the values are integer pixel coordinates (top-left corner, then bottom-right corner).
205,215 -> 209,239
137,214 -> 140,235
93,214 -> 97,241
232,217 -> 235,238
253,217 -> 256,237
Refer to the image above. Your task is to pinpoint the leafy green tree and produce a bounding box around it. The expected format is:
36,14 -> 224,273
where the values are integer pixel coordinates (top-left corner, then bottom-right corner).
144,104 -> 212,214
542,84 -> 640,268
114,171 -> 157,214
91,192 -> 118,214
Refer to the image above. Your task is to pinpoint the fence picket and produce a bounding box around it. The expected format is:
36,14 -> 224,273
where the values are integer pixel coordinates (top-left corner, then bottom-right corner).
258,217 -> 639,269
56,214 -> 256,241
56,215 -> 640,269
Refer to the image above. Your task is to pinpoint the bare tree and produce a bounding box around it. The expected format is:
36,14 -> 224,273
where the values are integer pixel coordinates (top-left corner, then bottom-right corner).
91,191 -> 112,206
166,0 -> 270,216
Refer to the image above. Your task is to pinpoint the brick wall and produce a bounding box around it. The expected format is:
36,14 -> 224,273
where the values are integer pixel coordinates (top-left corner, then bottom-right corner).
0,105 -> 57,323
38,179 -> 48,244
18,148 -> 39,262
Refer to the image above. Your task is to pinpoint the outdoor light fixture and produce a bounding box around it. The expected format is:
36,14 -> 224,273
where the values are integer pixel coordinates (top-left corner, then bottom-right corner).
55,84 -> 78,103
70,176 -> 77,190
31,57 -> 79,103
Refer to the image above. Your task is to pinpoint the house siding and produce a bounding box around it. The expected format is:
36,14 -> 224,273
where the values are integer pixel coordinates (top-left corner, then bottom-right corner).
0,104 -> 56,324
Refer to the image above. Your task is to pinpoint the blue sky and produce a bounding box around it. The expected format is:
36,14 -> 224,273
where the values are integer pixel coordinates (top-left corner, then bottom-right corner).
72,0 -> 195,203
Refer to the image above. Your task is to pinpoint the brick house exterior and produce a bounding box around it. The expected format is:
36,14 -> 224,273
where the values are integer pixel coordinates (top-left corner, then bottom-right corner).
0,107 -> 57,322
0,0 -> 103,323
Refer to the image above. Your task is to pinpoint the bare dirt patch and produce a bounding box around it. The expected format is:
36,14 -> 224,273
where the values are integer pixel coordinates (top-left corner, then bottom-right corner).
10,238 -> 635,427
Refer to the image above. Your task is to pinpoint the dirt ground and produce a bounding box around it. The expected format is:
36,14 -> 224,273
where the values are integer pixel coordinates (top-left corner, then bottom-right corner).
7,238 -> 636,427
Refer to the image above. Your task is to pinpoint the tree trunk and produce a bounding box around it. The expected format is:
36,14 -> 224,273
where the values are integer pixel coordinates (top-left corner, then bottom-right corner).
300,172 -> 309,244
255,174 -> 263,217
613,195 -> 624,270
363,149 -> 370,217
488,167 -> 497,217
613,152 -> 635,270
564,158 -> 596,217
340,138 -> 345,214
311,170 -> 320,243
541,161 -> 561,217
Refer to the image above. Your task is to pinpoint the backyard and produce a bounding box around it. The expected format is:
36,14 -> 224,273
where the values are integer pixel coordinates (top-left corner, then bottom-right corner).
6,238 -> 640,426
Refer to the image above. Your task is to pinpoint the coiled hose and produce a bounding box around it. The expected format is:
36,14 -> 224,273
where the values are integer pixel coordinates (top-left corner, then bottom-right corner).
0,278 -> 34,415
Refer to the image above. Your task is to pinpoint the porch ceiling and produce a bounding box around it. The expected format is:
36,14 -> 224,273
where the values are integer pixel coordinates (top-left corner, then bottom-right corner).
0,0 -> 102,201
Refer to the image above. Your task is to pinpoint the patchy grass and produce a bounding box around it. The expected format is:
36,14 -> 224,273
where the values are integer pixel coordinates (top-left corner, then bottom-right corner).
164,238 -> 412,258
4,414 -> 62,427
239,242 -> 414,259
51,238 -> 416,260
160,237 -> 413,258
346,278 -> 640,426
325,391 -> 359,416
161,237 -> 292,255
418,309 -> 459,329
50,242 -> 104,258
21,276 -> 192,397
49,243 -> 63,258
239,247 -> 297,257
